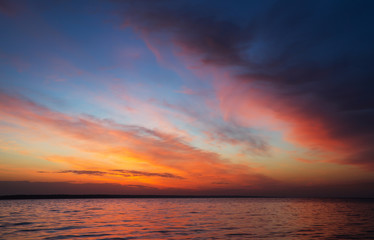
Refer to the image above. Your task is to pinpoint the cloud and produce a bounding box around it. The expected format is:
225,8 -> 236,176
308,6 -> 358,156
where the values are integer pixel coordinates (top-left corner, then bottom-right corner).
40,169 -> 184,179
0,91 -> 276,190
203,121 -> 269,154
111,169 -> 184,179
117,0 -> 374,170
162,100 -> 269,154
58,170 -> 106,176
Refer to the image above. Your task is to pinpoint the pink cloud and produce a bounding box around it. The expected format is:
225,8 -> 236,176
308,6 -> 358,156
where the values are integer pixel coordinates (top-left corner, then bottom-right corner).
116,1 -> 374,171
0,91 -> 277,190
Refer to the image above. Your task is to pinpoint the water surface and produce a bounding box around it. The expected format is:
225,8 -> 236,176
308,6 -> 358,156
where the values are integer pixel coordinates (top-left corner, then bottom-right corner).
1,198 -> 373,239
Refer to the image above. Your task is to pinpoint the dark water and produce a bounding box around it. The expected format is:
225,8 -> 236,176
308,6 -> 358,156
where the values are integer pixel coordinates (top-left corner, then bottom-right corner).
0,198 -> 373,239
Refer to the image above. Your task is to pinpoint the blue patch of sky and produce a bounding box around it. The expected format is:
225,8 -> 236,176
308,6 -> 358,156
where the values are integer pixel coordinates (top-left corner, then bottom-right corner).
0,0 -> 187,120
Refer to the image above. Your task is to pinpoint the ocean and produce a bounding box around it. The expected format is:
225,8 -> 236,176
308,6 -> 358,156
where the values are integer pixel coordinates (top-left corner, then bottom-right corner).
1,198 -> 373,239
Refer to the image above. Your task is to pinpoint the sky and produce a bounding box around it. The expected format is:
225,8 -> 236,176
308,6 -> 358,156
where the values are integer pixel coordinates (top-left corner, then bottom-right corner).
0,0 -> 373,197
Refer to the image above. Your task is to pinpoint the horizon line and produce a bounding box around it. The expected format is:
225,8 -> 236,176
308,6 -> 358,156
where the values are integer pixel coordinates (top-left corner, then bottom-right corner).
1,194 -> 373,200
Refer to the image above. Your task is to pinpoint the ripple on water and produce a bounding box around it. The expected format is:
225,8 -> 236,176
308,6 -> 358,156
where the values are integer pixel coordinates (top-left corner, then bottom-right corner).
44,233 -> 112,239
63,210 -> 81,213
100,237 -> 138,240
226,233 -> 255,237
0,222 -> 34,227
54,226 -> 88,231
13,222 -> 34,226
0,198 -> 373,239
19,228 -> 45,232
87,207 -> 103,210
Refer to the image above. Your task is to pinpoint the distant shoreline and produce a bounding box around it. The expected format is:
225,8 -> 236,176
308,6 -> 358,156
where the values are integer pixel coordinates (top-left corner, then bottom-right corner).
0,195 -> 270,200
1,195 -> 373,200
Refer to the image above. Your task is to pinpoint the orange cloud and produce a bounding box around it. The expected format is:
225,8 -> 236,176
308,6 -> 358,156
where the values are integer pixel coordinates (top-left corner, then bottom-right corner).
0,92 -> 276,191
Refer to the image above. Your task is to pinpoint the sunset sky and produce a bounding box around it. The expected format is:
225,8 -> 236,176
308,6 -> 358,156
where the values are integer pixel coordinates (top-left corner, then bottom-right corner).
1,0 -> 373,197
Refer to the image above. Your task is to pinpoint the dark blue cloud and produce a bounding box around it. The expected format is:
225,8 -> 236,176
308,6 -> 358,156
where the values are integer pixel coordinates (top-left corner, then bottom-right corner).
118,0 -> 374,168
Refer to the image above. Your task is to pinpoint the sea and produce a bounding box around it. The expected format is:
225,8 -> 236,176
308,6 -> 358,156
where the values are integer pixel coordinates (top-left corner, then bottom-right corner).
0,198 -> 373,239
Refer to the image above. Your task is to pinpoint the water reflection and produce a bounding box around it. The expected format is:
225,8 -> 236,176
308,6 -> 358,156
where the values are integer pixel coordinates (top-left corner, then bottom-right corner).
0,198 -> 373,239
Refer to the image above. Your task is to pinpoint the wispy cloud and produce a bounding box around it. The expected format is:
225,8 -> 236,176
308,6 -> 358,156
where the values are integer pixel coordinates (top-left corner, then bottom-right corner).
2,0 -> 373,197
58,170 -> 106,176
116,0 -> 374,170
0,91 -> 275,190
39,169 -> 184,179
111,169 -> 184,179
